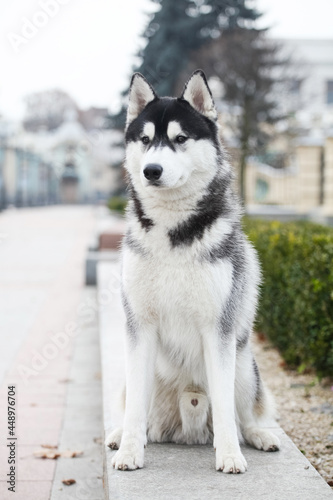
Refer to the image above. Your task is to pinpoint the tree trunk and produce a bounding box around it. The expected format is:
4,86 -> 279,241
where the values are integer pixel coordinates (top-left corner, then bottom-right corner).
239,146 -> 247,206
239,98 -> 250,206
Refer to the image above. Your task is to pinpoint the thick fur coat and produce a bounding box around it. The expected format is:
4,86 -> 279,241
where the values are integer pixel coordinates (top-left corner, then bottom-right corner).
106,70 -> 280,473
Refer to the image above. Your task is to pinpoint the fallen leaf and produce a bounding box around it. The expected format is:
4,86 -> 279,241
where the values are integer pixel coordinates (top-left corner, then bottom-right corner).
34,450 -> 60,459
61,450 -> 83,458
34,449 -> 83,459
62,479 -> 76,486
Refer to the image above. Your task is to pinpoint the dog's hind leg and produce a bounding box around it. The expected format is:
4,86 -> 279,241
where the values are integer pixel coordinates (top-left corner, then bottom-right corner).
235,344 -> 280,452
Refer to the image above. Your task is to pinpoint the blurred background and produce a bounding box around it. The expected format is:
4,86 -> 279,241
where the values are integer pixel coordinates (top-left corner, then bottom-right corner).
0,0 -> 333,218
1,2 -> 333,498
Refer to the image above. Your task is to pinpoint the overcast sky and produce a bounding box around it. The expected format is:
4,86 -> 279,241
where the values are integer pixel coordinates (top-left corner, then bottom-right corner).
0,0 -> 332,120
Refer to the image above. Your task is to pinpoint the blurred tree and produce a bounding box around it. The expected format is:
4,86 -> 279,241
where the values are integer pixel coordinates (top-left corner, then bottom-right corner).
188,28 -> 288,203
109,1 -> 291,206
110,0 -> 260,128
23,89 -> 79,132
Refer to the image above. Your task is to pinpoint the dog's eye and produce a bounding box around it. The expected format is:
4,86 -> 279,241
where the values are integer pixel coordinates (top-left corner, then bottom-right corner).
141,136 -> 150,145
175,135 -> 188,144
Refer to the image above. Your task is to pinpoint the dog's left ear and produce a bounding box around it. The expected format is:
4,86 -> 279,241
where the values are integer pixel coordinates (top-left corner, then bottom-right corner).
126,73 -> 157,128
181,70 -> 217,121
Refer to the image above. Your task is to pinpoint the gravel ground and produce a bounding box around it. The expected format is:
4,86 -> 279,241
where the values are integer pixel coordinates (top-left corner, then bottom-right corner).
253,334 -> 333,489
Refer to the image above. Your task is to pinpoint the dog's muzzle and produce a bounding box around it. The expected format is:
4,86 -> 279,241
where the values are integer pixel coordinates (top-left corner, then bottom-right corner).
143,163 -> 163,184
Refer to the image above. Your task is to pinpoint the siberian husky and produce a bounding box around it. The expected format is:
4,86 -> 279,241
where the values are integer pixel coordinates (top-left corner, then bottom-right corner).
106,70 -> 280,473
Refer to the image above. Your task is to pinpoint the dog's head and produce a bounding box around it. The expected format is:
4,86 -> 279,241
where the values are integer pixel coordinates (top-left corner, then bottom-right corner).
124,70 -> 220,194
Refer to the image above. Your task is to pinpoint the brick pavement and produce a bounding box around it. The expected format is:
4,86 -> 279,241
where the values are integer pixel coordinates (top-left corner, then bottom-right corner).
0,206 -> 96,500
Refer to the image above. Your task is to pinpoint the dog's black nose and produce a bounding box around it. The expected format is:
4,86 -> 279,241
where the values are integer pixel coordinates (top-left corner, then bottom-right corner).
143,164 -> 163,181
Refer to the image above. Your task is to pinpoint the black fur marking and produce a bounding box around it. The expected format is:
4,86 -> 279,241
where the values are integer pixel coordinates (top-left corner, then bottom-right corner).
125,97 -> 220,152
236,332 -> 249,351
148,134 -> 176,152
129,184 -> 154,231
202,226 -> 238,263
121,291 -> 138,344
217,230 -> 247,339
168,174 -> 232,248
253,358 -> 262,403
124,230 -> 146,256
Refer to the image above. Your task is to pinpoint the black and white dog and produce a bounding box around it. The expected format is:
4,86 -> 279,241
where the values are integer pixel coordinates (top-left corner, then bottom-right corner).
106,70 -> 280,473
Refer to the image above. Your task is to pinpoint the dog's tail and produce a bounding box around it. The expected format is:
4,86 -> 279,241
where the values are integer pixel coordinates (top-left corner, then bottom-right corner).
178,386 -> 213,444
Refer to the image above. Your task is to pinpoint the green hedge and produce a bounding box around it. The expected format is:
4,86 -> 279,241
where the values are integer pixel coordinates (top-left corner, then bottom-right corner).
243,218 -> 333,378
107,196 -> 127,215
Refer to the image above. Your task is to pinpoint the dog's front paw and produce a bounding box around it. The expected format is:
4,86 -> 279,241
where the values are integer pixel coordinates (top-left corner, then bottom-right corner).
111,442 -> 144,471
105,427 -> 123,450
215,450 -> 247,474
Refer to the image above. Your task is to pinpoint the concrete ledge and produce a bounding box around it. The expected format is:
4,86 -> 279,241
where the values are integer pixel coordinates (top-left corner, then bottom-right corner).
98,261 -> 333,500
85,250 -> 119,285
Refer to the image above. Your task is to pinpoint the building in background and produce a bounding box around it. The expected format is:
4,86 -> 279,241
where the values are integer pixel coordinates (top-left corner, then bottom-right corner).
0,109 -> 124,209
228,38 -> 333,221
281,39 -> 333,132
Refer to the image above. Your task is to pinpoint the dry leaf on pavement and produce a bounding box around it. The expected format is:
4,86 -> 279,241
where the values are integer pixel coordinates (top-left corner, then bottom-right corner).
34,448 -> 83,459
62,479 -> 76,486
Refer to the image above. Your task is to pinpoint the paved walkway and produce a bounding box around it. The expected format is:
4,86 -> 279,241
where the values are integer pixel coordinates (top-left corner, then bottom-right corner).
0,206 -> 100,500
50,287 -> 103,500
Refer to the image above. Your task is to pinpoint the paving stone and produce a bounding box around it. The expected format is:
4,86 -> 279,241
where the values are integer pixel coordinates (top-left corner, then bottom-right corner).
0,480 -> 53,500
2,445 -> 56,481
106,438 -> 332,500
50,288 -> 104,500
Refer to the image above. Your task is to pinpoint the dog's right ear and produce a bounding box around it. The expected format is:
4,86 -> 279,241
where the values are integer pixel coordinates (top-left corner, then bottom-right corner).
126,73 -> 157,128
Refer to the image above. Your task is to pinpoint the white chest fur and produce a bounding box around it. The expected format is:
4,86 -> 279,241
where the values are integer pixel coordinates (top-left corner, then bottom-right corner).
122,241 -> 234,383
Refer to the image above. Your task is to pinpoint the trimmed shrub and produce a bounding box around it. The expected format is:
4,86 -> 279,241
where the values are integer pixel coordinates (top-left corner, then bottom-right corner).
243,218 -> 333,378
107,196 -> 127,215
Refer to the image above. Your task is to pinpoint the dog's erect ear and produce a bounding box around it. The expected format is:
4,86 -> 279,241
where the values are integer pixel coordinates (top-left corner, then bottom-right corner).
126,73 -> 157,128
181,70 -> 217,121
